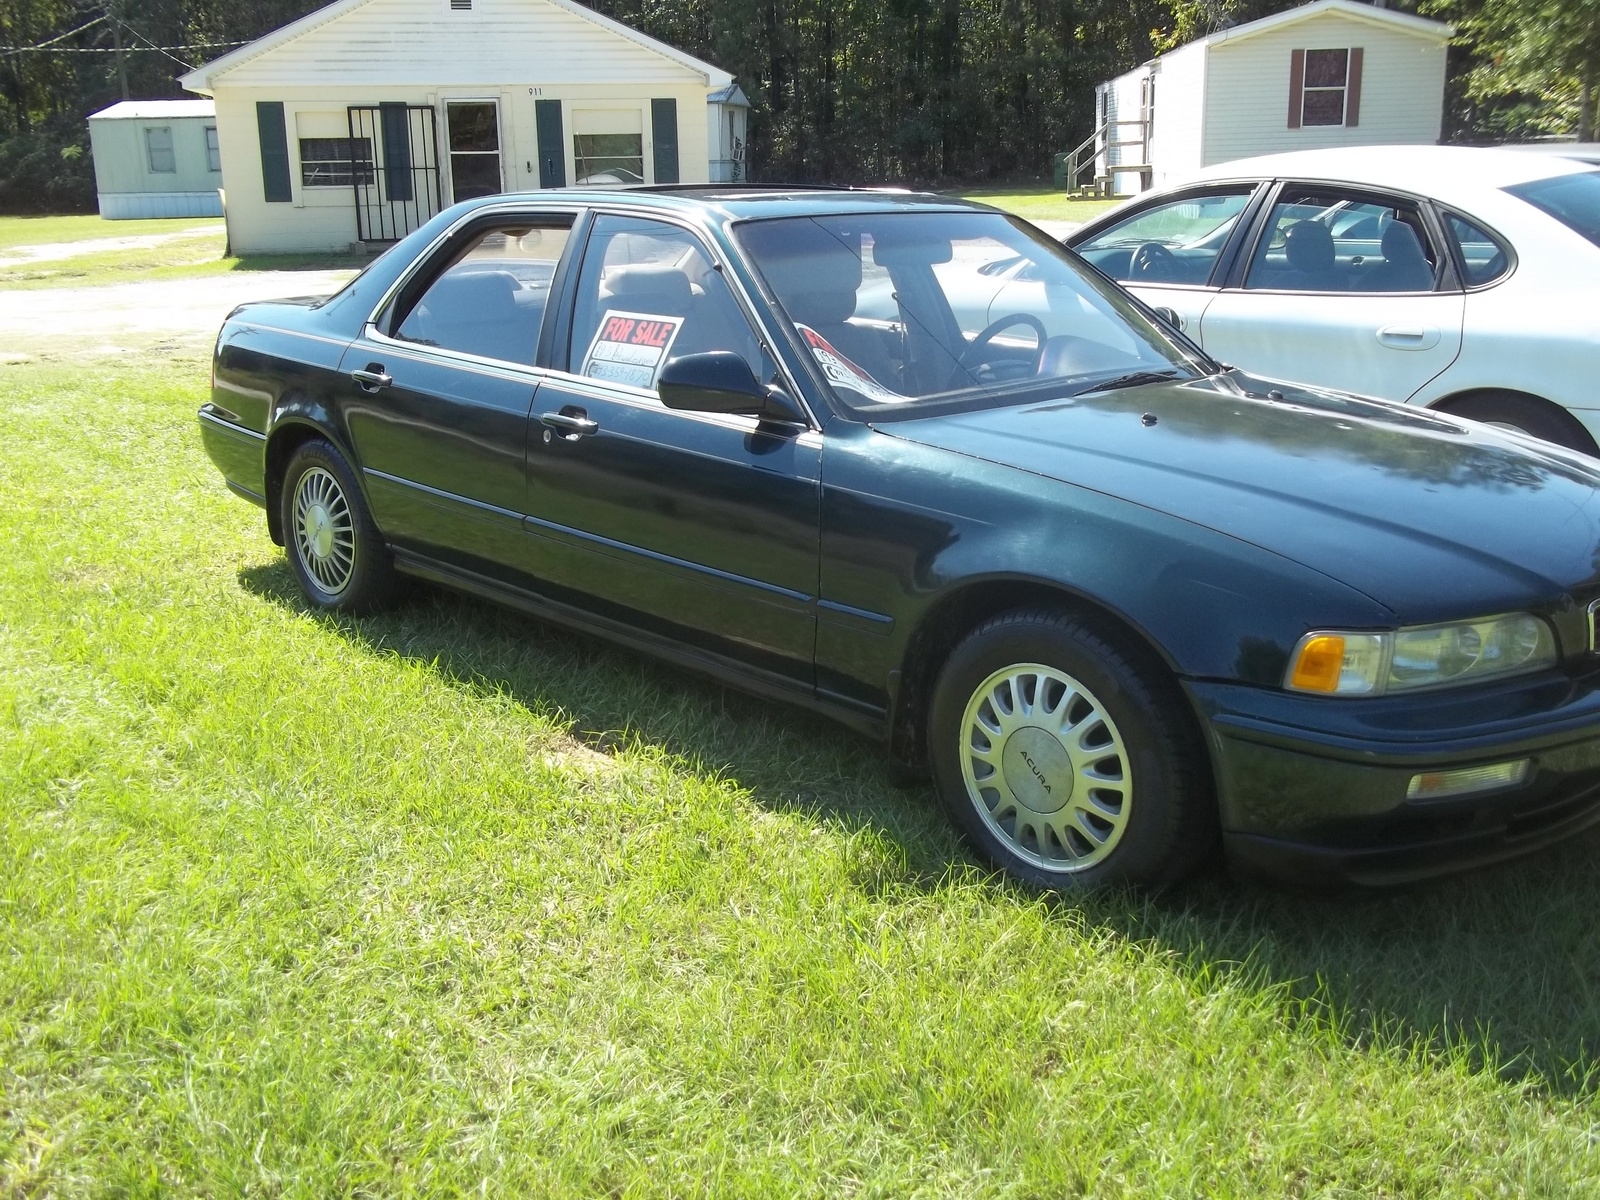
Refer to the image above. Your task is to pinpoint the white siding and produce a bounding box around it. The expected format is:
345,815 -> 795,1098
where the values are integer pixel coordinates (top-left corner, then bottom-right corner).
1202,12 -> 1445,166
1147,40 -> 1206,187
98,191 -> 223,219
89,114 -> 222,196
212,81 -> 712,254
215,0 -> 706,89
1098,67 -> 1149,194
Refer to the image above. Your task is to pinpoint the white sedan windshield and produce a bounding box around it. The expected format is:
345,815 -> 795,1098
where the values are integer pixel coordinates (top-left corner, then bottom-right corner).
736,211 -> 1201,413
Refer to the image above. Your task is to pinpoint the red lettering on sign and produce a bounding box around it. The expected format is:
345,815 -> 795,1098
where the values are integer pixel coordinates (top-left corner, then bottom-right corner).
602,316 -> 635,342
631,321 -> 673,349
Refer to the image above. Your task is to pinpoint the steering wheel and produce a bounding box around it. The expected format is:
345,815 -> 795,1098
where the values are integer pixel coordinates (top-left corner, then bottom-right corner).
959,313 -> 1050,382
1129,242 -> 1179,280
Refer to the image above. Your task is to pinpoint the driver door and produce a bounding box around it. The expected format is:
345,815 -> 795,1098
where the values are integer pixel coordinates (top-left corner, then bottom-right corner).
1069,184 -> 1263,335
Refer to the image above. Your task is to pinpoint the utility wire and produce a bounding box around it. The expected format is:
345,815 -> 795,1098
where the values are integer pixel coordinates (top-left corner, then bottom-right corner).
0,14 -> 107,55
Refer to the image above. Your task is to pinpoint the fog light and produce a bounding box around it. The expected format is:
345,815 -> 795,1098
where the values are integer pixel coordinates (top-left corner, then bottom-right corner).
1406,759 -> 1530,801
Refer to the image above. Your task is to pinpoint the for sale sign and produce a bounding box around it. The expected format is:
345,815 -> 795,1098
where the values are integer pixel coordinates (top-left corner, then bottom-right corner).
580,309 -> 685,390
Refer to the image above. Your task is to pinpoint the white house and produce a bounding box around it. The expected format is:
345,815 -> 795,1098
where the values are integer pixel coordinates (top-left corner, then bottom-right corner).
178,0 -> 748,254
87,100 -> 224,219
1084,0 -> 1452,195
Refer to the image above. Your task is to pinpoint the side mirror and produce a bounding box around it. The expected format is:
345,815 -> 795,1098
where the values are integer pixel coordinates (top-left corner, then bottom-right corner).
1152,306 -> 1186,332
658,352 -> 807,425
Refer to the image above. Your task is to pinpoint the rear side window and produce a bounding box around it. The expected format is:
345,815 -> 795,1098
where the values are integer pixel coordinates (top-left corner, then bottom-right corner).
394,222 -> 570,364
1444,213 -> 1511,287
1505,170 -> 1600,248
1244,191 -> 1438,293
1074,188 -> 1255,285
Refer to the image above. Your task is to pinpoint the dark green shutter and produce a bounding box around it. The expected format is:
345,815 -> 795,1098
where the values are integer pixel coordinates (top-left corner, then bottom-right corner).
256,101 -> 292,203
379,103 -> 413,203
535,99 -> 565,188
651,98 -> 679,184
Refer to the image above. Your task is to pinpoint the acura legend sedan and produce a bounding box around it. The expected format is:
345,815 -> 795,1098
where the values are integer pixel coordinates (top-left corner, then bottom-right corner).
1068,146 -> 1600,454
200,187 -> 1600,889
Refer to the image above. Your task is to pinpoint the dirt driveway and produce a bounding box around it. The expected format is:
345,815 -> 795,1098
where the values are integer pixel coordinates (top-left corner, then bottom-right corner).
0,268 -> 358,362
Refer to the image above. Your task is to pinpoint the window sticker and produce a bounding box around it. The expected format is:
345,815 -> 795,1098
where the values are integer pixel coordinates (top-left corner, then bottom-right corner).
796,324 -> 912,404
580,309 -> 685,389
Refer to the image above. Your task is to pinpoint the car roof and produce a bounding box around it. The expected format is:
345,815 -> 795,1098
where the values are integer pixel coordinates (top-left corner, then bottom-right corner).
1180,144 -> 1595,206
457,186 -> 986,223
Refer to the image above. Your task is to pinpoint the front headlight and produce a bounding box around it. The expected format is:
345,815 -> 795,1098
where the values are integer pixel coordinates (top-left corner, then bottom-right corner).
1286,614 -> 1556,696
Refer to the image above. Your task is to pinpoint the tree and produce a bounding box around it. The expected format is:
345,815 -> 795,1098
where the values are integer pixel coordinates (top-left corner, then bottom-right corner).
1424,0 -> 1600,141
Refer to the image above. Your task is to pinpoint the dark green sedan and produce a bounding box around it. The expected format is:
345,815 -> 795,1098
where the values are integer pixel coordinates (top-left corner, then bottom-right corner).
199,187 -> 1600,889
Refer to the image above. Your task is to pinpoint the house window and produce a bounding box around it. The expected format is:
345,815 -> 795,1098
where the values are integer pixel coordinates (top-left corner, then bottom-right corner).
145,126 -> 175,173
1302,49 -> 1349,125
299,137 -> 376,187
205,126 -> 221,172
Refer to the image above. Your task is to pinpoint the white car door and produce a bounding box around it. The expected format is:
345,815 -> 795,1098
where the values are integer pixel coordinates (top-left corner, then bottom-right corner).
1070,184 -> 1263,335
1199,186 -> 1465,401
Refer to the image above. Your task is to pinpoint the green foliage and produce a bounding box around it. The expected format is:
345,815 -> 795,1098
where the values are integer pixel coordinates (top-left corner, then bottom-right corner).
0,120 -> 95,213
1424,0 -> 1600,140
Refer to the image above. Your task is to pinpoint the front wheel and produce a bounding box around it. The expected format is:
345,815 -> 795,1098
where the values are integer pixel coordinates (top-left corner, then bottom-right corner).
280,438 -> 399,612
929,609 -> 1211,889
1435,393 -> 1598,457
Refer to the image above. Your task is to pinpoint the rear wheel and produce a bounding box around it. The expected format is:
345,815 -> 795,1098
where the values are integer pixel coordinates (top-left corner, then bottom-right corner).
929,608 -> 1211,889
1434,392 -> 1597,456
280,439 -> 398,612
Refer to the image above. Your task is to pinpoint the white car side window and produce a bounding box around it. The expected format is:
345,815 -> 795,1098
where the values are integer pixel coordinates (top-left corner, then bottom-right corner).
1074,189 -> 1254,286
1245,193 -> 1439,295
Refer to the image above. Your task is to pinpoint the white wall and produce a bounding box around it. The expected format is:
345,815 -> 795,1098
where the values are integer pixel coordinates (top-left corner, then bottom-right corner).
213,82 -> 712,254
1147,40 -> 1207,188
89,114 -> 221,196
1202,12 -> 1446,166
213,0 -> 703,89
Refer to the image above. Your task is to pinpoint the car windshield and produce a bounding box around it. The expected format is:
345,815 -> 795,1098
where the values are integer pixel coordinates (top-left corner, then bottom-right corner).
1505,169 -> 1600,248
734,211 -> 1204,416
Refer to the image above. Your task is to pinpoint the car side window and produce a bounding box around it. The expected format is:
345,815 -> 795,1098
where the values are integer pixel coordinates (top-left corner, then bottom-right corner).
1074,188 -> 1255,286
394,221 -> 571,364
568,214 -> 769,395
1445,212 -> 1511,287
1244,191 -> 1439,294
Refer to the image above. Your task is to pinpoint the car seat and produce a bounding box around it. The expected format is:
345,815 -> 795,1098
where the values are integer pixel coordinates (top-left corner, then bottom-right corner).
406,269 -> 531,362
1279,221 -> 1341,291
1367,222 -> 1434,292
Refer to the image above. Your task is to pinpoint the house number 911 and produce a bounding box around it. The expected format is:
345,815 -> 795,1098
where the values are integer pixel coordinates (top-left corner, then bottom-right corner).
528,87 -> 543,96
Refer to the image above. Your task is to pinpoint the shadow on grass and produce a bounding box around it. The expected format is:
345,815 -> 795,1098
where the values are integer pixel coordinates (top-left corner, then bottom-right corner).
240,559 -> 1600,1098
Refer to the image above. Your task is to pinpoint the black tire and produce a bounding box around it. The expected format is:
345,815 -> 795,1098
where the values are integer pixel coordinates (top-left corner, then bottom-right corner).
1435,393 -> 1598,456
929,608 -> 1212,890
279,438 -> 399,612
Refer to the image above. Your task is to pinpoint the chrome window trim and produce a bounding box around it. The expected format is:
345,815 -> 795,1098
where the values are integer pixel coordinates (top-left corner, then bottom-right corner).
1589,598 -> 1600,653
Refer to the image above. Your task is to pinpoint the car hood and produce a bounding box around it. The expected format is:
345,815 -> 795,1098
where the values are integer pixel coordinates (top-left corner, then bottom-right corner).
877,372 -> 1600,621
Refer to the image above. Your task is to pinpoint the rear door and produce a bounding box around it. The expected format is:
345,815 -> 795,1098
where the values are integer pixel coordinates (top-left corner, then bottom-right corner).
1069,184 -> 1264,335
338,211 -> 574,581
1199,184 -> 1465,401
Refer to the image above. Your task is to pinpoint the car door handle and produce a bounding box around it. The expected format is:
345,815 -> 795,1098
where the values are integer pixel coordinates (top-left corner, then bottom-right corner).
540,409 -> 599,438
351,365 -> 392,391
1376,326 -> 1439,351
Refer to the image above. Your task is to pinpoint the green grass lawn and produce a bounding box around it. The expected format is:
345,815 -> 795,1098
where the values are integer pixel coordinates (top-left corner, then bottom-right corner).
955,188 -> 1127,225
0,213 -> 225,251
4,356 -> 1600,1193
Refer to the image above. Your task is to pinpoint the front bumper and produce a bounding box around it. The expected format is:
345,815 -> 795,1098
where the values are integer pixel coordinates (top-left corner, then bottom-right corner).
1188,669 -> 1600,887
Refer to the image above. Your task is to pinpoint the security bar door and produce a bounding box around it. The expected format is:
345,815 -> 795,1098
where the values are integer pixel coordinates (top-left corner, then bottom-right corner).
446,101 -> 504,203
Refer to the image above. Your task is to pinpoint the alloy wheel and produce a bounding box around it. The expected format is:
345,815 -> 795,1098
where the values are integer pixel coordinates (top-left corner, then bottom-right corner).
958,662 -> 1132,872
292,466 -> 356,595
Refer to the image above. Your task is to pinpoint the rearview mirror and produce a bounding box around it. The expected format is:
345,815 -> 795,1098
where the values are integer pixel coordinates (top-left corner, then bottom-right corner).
658,352 -> 807,425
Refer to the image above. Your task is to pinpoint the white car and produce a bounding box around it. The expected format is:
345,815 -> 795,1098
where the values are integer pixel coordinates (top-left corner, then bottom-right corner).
1066,146 -> 1600,452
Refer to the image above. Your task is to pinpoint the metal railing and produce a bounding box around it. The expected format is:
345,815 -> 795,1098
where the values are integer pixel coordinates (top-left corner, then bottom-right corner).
1064,118 -> 1150,196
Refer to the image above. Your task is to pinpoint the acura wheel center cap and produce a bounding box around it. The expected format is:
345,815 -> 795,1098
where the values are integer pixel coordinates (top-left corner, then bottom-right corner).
306,504 -> 333,558
1001,726 -> 1074,813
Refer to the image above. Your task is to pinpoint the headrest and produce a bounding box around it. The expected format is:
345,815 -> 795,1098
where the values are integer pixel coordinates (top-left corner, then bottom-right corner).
430,269 -> 518,314
785,289 -> 857,327
602,266 -> 693,312
1381,221 -> 1428,267
741,221 -> 865,296
1284,221 -> 1335,272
